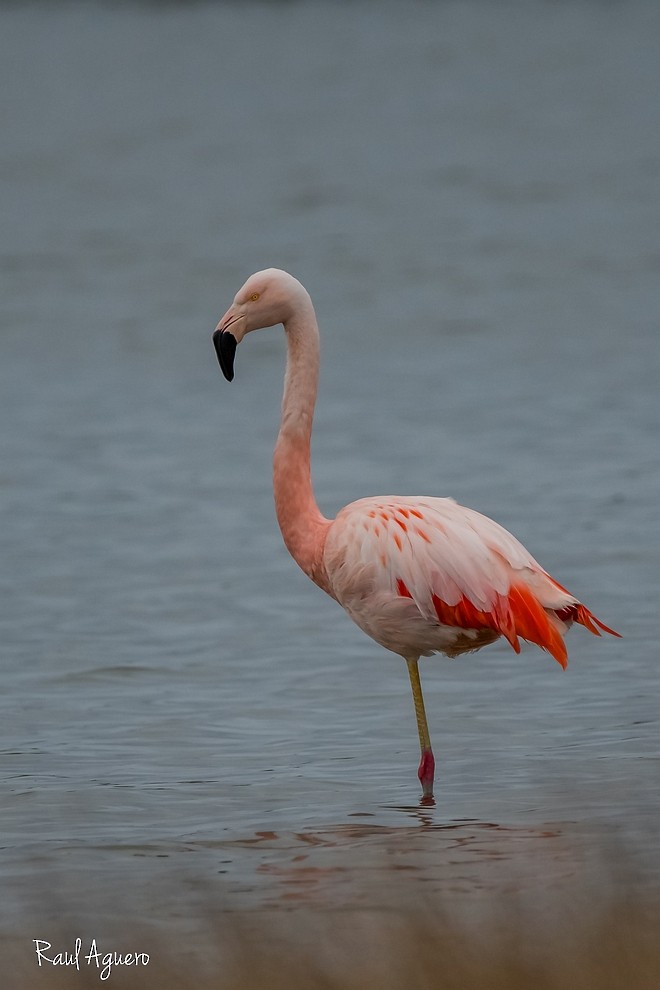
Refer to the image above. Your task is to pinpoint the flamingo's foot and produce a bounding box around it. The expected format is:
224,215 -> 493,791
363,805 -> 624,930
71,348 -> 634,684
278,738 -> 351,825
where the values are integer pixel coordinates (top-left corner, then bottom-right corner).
418,747 -> 435,805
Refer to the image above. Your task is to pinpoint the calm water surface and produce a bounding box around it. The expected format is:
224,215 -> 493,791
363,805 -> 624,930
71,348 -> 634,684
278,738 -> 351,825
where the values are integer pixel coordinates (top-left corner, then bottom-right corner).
1,0 -> 659,945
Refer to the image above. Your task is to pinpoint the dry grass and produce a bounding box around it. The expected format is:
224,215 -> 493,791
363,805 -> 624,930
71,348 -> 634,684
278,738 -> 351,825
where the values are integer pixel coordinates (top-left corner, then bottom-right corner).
5,880 -> 660,990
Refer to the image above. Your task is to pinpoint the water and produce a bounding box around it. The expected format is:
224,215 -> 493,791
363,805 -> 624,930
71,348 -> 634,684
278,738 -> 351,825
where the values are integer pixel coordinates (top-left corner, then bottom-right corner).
1,0 -> 659,954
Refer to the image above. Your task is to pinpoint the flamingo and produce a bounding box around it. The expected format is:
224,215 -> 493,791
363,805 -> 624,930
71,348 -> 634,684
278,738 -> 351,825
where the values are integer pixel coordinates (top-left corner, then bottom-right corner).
212,268 -> 620,803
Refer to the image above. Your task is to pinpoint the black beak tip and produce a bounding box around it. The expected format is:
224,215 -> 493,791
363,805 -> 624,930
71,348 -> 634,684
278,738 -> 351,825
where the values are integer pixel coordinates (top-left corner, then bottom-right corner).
213,329 -> 236,382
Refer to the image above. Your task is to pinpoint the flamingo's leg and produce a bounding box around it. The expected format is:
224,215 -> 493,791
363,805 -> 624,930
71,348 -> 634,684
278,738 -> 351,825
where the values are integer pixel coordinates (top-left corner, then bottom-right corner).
406,657 -> 435,803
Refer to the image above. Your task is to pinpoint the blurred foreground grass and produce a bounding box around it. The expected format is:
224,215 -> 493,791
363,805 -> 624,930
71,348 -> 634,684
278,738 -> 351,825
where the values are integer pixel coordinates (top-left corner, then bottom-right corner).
5,873 -> 660,990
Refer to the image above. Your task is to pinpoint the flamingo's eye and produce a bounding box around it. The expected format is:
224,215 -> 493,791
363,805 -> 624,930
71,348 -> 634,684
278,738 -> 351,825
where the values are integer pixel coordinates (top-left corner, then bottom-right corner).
250,293 -> 260,302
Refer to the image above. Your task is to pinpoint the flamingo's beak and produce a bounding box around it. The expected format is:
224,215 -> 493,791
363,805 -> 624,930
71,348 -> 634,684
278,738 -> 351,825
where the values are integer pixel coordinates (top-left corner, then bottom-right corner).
212,310 -> 246,382
213,329 -> 237,382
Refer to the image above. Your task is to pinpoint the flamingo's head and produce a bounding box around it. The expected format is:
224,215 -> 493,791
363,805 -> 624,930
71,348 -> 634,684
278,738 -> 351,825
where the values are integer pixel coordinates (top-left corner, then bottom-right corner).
212,268 -> 309,381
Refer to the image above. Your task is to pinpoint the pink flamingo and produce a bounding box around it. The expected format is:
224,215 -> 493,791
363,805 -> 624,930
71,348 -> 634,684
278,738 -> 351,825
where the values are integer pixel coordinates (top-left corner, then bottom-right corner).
213,269 -> 620,803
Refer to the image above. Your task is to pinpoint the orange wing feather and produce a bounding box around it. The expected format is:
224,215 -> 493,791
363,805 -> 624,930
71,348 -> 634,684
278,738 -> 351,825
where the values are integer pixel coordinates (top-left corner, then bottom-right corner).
426,584 -> 568,668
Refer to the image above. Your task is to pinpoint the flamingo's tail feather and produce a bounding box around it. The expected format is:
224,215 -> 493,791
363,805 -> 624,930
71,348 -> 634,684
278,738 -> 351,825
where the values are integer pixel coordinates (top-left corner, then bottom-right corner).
554,602 -> 621,639
425,580 -> 619,670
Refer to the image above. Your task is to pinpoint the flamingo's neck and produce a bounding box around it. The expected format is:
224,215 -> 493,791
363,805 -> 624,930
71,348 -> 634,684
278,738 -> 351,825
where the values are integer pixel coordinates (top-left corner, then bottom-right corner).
273,299 -> 332,592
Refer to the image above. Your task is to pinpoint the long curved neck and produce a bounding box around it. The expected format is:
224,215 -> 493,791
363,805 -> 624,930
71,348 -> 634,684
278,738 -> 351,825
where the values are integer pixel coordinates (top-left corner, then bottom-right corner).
273,297 -> 332,592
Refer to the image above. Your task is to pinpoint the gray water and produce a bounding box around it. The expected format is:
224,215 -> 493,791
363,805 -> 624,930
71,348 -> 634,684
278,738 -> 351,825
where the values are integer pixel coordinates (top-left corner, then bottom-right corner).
1,0 -> 659,955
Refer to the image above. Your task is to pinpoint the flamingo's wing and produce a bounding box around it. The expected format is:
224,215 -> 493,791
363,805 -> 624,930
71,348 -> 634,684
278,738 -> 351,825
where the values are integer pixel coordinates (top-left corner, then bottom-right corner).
324,496 -> 617,667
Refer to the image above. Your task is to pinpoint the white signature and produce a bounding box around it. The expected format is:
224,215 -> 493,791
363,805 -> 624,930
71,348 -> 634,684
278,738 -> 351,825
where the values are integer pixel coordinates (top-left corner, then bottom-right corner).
33,938 -> 150,981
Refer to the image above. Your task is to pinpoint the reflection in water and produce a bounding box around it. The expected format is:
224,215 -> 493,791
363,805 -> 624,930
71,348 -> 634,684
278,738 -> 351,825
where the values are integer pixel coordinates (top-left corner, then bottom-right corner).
206,819 -> 580,910
3,808 -> 651,937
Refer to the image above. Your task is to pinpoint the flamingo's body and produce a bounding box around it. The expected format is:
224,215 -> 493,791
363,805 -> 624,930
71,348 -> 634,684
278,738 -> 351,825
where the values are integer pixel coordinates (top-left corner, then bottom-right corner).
213,268 -> 619,803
